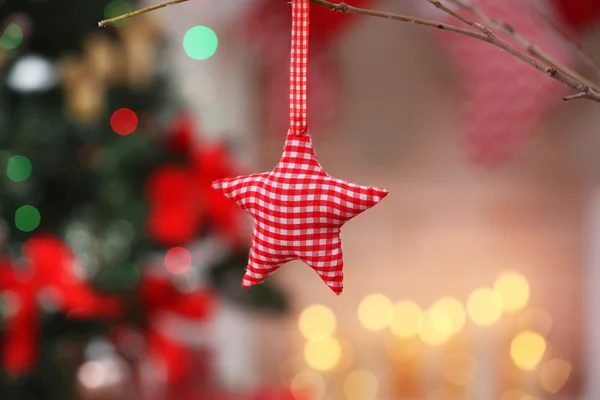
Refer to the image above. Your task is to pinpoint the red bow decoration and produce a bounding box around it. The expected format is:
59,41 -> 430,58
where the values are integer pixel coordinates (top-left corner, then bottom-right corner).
139,265 -> 218,388
552,0 -> 600,30
146,112 -> 244,246
0,234 -> 122,376
439,0 -> 572,166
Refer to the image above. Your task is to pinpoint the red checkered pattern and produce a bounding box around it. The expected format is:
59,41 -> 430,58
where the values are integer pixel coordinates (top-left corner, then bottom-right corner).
440,0 -> 571,166
289,0 -> 309,135
212,131 -> 388,294
212,0 -> 388,294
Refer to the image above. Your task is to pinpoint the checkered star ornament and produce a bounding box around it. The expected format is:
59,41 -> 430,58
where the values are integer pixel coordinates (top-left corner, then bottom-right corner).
212,0 -> 388,295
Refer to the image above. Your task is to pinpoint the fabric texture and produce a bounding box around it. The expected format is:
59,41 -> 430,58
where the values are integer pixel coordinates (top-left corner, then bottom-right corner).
212,131 -> 388,294
212,0 -> 388,294
288,0 -> 309,135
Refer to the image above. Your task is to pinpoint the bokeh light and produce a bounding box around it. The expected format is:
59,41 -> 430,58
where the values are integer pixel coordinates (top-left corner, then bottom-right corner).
298,304 -> 336,340
431,297 -> 466,334
343,370 -> 379,400
539,358 -> 572,394
357,293 -> 393,331
493,272 -> 530,313
443,351 -> 476,386
510,331 -> 546,370
419,308 -> 452,346
183,26 -> 218,60
303,337 -> 341,371
6,155 -> 32,182
0,23 -> 24,50
111,108 -> 138,135
164,247 -> 192,275
389,300 -> 422,338
466,287 -> 503,326
15,205 -> 41,232
104,1 -> 132,27
290,370 -> 326,400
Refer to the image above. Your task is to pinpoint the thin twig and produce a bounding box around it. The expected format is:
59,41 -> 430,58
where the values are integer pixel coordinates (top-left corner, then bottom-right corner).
426,0 -> 492,35
530,2 -> 600,80
313,0 -> 600,102
309,0 -> 487,42
98,0 -> 190,27
97,0 -> 600,103
563,91 -> 588,101
446,0 -> 600,93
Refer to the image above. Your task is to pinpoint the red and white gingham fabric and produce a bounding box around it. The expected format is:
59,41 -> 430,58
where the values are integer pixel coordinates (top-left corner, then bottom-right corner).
212,0 -> 388,295
439,0 -> 572,166
289,0 -> 309,135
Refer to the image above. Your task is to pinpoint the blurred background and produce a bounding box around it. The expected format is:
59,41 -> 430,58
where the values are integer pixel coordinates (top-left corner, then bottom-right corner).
0,0 -> 599,399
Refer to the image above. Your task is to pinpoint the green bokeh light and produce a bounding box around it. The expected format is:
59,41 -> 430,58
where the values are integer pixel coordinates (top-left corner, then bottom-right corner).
15,205 -> 41,232
0,23 -> 24,50
104,0 -> 132,27
6,155 -> 32,182
183,26 -> 218,60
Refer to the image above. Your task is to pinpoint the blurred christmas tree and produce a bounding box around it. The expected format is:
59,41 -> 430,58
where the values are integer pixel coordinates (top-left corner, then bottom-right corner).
0,1 -> 288,398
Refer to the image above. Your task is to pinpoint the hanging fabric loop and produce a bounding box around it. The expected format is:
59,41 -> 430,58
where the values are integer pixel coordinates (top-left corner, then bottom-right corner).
289,0 -> 310,135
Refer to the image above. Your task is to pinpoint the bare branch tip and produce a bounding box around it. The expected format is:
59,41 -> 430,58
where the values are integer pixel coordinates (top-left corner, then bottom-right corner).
563,92 -> 588,102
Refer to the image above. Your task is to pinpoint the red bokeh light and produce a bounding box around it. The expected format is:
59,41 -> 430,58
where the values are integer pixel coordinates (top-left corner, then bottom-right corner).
164,247 -> 192,275
111,108 -> 138,135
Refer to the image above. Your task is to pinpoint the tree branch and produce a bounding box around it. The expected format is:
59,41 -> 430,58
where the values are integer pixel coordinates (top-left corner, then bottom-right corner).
445,0 -> 600,94
98,0 -> 190,27
97,0 -> 600,104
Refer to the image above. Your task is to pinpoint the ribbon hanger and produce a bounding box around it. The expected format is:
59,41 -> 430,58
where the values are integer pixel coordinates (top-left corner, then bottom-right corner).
289,0 -> 310,135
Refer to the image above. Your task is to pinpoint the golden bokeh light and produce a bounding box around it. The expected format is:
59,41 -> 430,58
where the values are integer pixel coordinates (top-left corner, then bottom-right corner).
298,304 -> 337,340
290,370 -> 326,400
389,301 -> 422,338
304,337 -> 342,371
419,308 -> 452,346
539,358 -> 572,394
443,351 -> 477,386
466,287 -> 503,326
358,293 -> 394,331
499,389 -> 540,400
431,297 -> 466,334
343,370 -> 379,400
493,272 -> 530,313
510,331 -> 547,370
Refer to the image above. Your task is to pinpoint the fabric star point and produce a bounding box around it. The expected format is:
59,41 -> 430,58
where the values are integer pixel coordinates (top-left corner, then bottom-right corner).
212,130 -> 388,295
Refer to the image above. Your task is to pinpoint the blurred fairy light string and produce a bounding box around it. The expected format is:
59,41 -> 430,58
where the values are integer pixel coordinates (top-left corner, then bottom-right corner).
291,272 -> 572,397
98,0 -> 600,103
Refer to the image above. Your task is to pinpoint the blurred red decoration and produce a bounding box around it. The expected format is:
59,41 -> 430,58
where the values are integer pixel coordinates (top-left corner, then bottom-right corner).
166,112 -> 196,154
146,165 -> 205,246
552,0 -> 600,30
111,108 -> 139,135
440,0 -> 572,166
139,266 -> 217,392
0,234 -> 123,376
146,113 -> 244,246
